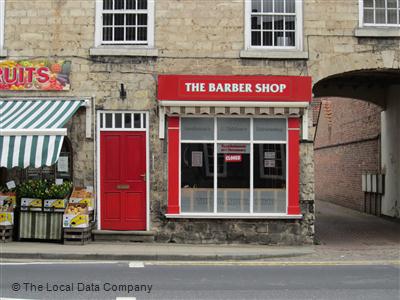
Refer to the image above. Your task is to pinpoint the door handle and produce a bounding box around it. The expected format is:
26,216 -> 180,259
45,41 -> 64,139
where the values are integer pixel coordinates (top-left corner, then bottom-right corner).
140,173 -> 146,182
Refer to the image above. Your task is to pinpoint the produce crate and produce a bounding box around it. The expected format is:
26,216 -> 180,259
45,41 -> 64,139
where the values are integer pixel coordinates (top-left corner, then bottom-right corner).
63,222 -> 96,245
0,225 -> 13,242
63,226 -> 92,245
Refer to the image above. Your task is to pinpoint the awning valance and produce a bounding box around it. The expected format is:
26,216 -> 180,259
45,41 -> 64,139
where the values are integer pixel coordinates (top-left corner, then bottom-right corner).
0,99 -> 84,169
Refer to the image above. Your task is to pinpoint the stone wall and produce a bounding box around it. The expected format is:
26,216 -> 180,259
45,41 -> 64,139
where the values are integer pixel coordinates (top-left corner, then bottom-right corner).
1,0 -> 399,244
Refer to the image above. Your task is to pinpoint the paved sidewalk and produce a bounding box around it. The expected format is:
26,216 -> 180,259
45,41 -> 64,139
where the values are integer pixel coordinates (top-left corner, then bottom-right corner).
0,242 -> 314,261
1,201 -> 398,263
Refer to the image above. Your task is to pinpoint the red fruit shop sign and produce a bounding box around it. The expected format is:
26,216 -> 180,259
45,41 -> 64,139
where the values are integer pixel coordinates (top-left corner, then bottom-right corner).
0,60 -> 71,91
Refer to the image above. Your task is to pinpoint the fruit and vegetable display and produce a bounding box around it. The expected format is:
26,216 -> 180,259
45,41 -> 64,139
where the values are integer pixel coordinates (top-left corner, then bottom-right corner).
0,59 -> 71,91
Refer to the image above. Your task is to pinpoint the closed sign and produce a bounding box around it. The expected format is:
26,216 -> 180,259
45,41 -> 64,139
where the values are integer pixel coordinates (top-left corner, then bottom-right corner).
224,154 -> 242,163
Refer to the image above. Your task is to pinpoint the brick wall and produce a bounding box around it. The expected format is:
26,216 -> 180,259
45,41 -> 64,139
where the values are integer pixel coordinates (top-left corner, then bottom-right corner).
314,98 -> 382,211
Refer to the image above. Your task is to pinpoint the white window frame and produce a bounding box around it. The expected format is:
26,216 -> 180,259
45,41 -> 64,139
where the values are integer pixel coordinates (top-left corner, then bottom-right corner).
359,0 -> 400,27
0,0 -> 5,51
244,0 -> 303,51
94,0 -> 155,48
178,116 -> 290,218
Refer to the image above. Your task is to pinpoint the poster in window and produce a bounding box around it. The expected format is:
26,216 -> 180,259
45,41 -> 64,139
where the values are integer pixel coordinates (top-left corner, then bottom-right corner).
264,159 -> 276,168
264,151 -> 276,159
57,156 -> 69,173
191,151 -> 203,167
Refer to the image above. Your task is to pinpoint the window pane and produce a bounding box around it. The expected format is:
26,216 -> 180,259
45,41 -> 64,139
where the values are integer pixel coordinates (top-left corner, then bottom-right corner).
253,144 -> 286,213
124,113 -> 132,128
275,31 -> 285,46
115,0 -> 124,9
285,16 -> 295,30
115,14 -> 124,25
138,0 -> 147,9
103,0 -> 113,10
376,8 -> 386,23
103,27 -> 113,41
252,16 -> 262,29
103,14 -> 113,25
114,27 -> 124,40
217,143 -> 250,213
286,31 -> 295,46
142,113 -> 146,128
217,118 -> 250,140
126,14 -> 136,25
115,113 -> 122,128
286,0 -> 295,13
105,113 -> 113,128
274,15 -> 284,30
262,31 -> 273,46
364,8 -> 374,23
181,143 -> 214,213
274,0 -> 284,12
388,0 -> 397,8
263,0 -> 273,12
388,9 -> 398,23
263,16 -> 273,30
138,14 -> 147,25
134,113 -> 141,128
254,119 -> 286,141
126,0 -> 136,9
252,0 -> 262,13
126,27 -> 136,40
251,31 -> 262,46
137,27 -> 147,41
364,0 -> 374,7
181,118 -> 214,140
375,0 -> 385,8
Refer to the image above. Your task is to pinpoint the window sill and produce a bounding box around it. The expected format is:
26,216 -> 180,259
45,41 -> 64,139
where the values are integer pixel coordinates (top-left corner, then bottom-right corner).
355,27 -> 400,37
240,49 -> 309,60
165,213 -> 303,219
89,46 -> 159,57
0,48 -> 7,57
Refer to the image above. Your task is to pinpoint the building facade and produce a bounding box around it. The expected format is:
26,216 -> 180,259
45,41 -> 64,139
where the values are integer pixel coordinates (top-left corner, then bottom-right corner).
0,0 -> 399,244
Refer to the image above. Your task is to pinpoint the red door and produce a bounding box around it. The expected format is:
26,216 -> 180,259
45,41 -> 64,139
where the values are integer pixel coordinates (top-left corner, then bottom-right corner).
100,131 -> 146,230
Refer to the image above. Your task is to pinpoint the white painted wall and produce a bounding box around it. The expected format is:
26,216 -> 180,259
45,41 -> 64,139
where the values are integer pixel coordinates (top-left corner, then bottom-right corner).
381,85 -> 400,218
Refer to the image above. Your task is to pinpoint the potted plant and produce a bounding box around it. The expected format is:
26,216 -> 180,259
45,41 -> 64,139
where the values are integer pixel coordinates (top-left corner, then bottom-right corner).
17,179 -> 48,211
44,181 -> 73,212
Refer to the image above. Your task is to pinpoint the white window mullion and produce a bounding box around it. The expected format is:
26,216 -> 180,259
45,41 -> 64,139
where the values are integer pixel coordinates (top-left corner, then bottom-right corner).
250,118 -> 254,214
213,117 -> 218,214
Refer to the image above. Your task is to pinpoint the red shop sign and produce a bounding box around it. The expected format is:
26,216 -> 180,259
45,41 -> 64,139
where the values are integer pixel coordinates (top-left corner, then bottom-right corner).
158,75 -> 312,102
224,154 -> 242,163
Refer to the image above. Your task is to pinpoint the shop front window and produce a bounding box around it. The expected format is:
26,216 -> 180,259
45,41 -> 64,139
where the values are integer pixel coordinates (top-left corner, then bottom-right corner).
180,117 -> 287,215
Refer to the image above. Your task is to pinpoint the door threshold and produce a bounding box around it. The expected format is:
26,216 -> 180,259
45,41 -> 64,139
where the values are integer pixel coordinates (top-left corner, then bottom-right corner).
92,230 -> 155,236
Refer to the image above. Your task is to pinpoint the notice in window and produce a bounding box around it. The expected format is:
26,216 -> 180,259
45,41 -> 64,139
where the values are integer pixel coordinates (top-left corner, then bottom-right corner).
264,159 -> 276,168
264,152 -> 276,159
218,144 -> 250,154
57,156 -> 69,173
191,151 -> 203,167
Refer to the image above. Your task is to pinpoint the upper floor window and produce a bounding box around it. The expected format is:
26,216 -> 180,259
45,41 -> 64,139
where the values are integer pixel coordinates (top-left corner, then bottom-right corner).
95,0 -> 154,47
245,0 -> 303,50
361,0 -> 400,26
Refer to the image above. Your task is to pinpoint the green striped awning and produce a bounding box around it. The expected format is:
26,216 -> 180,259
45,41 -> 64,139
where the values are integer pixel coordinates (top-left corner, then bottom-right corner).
0,99 -> 84,169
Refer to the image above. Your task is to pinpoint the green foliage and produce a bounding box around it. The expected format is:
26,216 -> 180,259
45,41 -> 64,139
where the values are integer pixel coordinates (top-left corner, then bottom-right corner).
16,179 -> 73,199
46,181 -> 73,199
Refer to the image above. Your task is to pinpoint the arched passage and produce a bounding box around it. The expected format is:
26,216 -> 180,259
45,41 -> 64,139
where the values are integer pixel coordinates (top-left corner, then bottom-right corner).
312,69 -> 400,219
